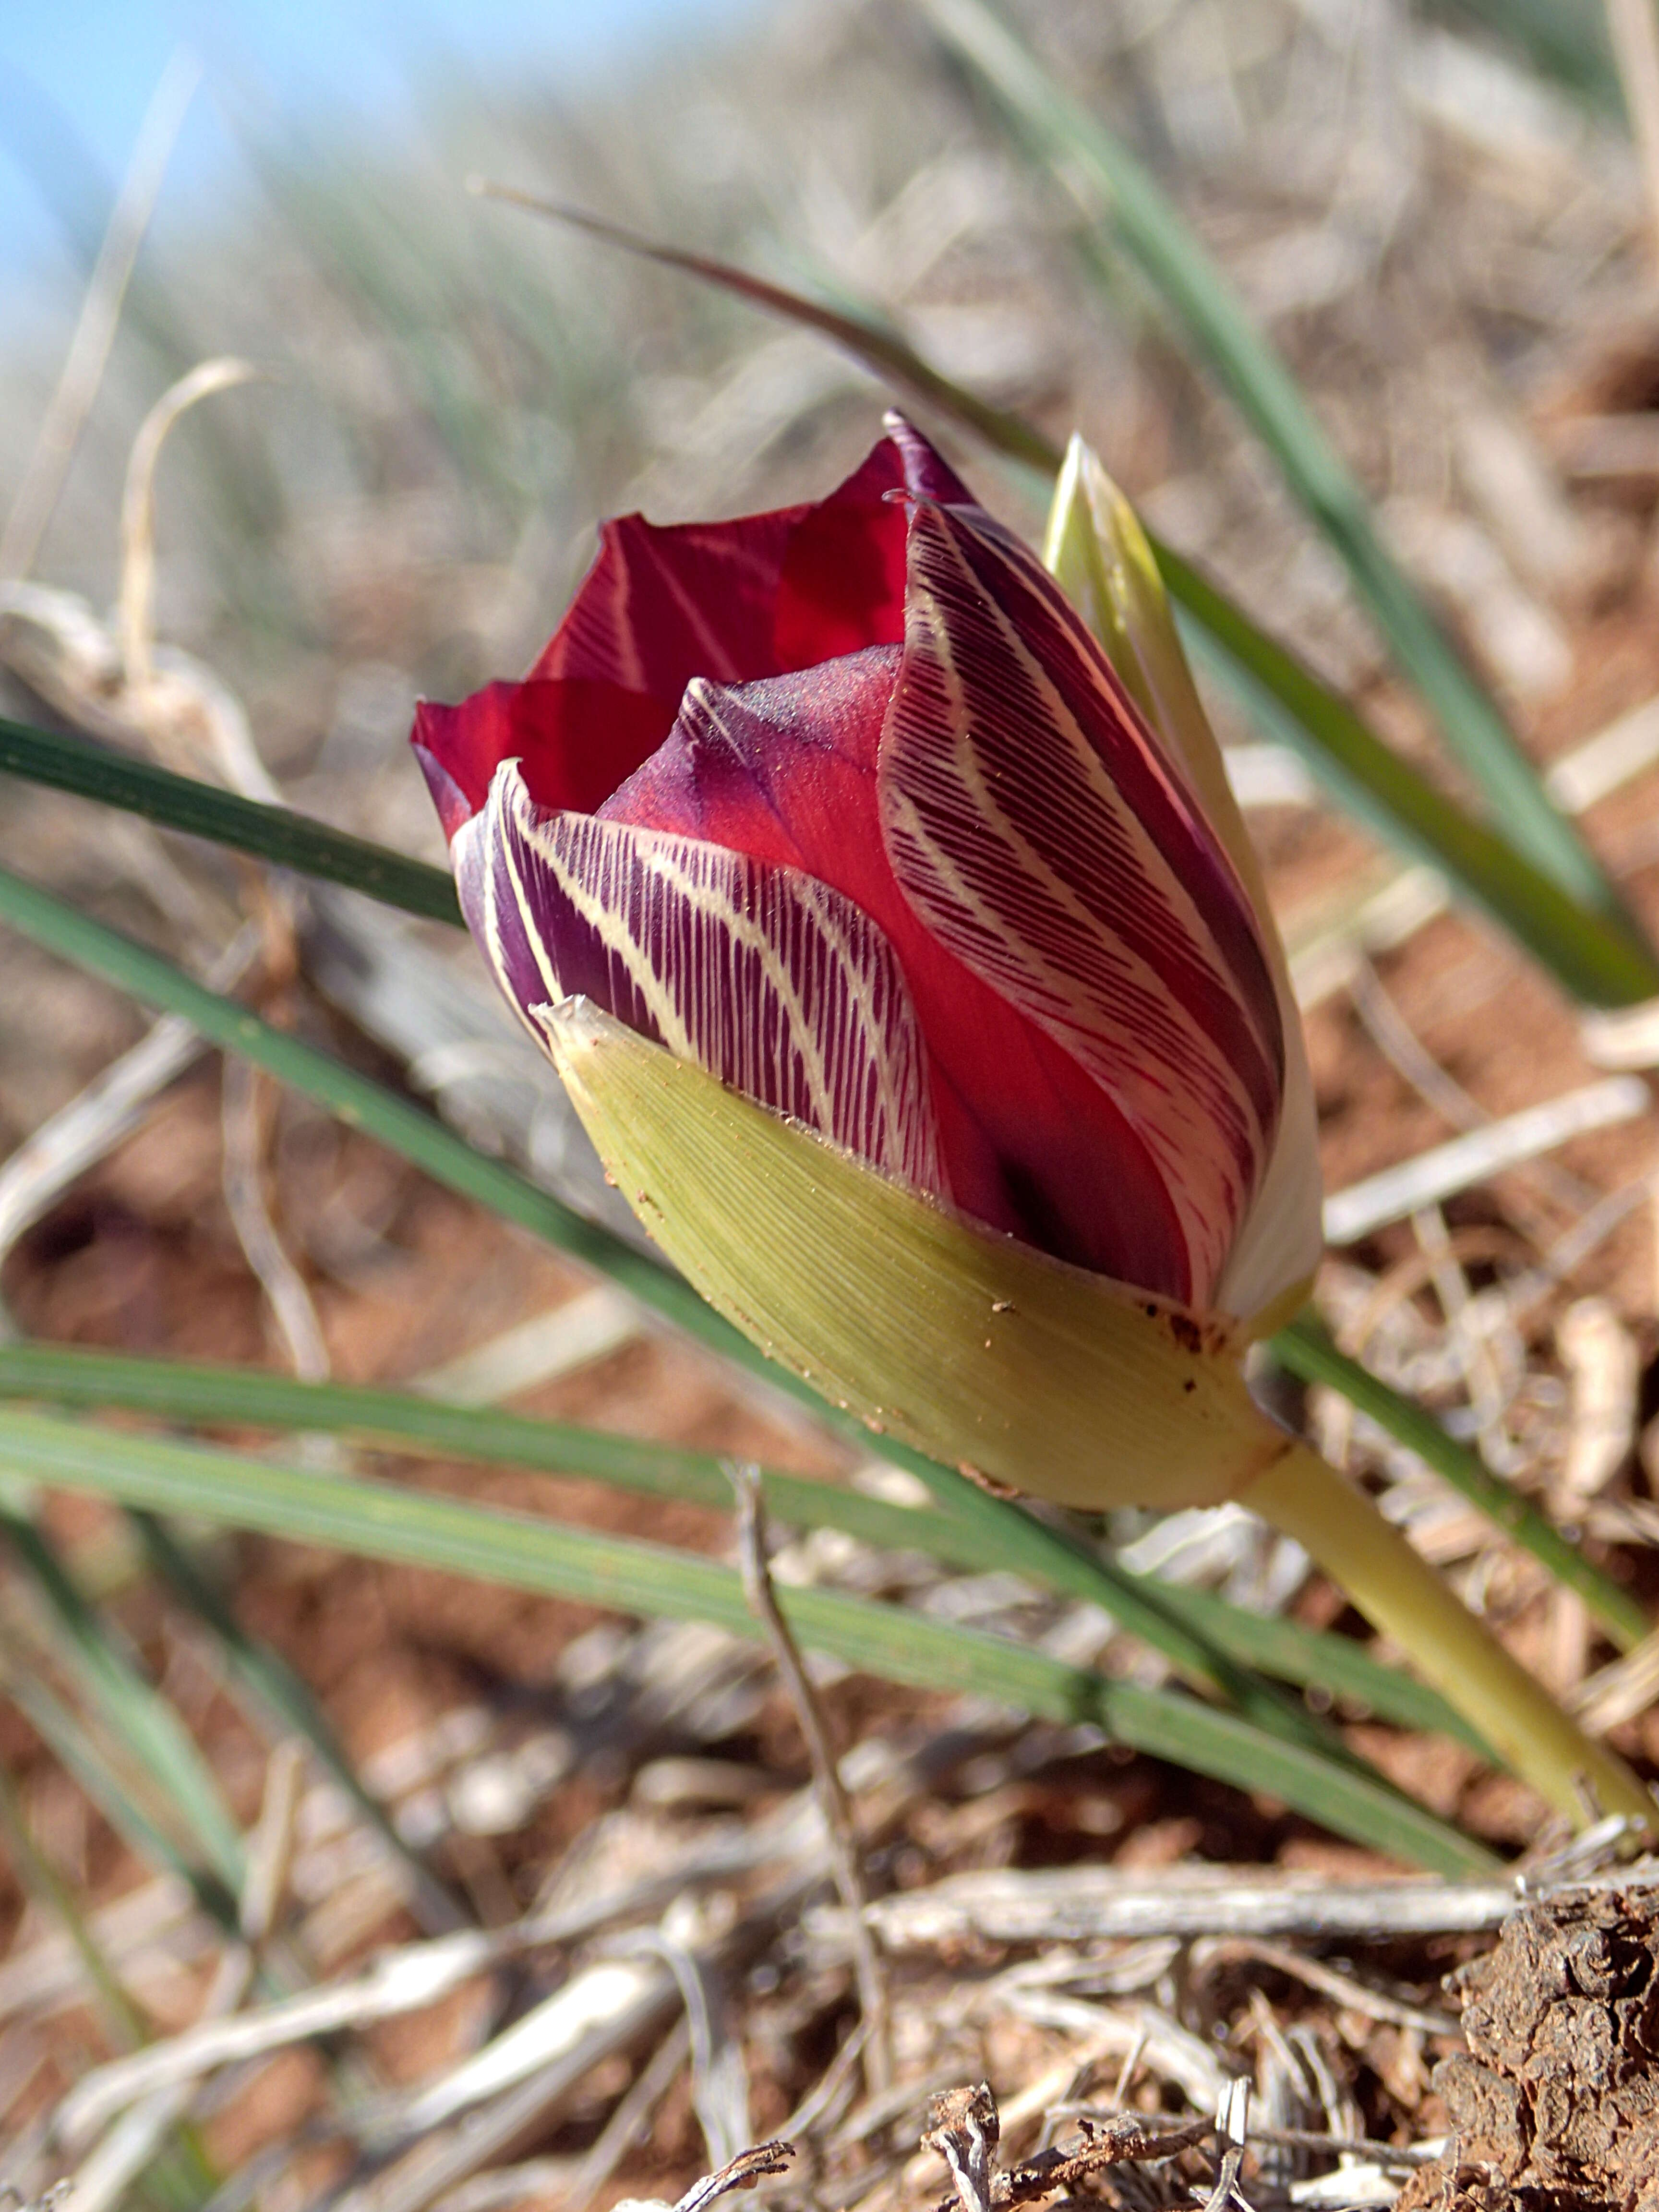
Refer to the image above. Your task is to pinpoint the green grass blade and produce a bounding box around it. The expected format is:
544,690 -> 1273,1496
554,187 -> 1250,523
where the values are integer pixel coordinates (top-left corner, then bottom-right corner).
481,194 -> 1659,1009
471,187 -> 1062,478
1270,1312 -> 1648,1652
0,1404 -> 1498,1876
1146,1580 -> 1489,1754
0,861 -> 724,1339
0,1507 -> 248,1895
10,251 -> 1647,1008
0,1339 -> 1011,1555
1162,551 -> 1659,1007
125,1511 -> 466,1933
0,714 -> 461,926
920,0 -> 1634,928
1435,0 -> 1622,111
0,1338 -> 1486,1750
0,1652 -> 239,1928
10,622 -> 1655,1009
0,862 -> 1350,1757
0,1755 -> 146,2047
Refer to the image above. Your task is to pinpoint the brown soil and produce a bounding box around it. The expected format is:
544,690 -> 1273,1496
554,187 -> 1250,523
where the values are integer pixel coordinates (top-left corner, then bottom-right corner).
1401,1889 -> 1659,2212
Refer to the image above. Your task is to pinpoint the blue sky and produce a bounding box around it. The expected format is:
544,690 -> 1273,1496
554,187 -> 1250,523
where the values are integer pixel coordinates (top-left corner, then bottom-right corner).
1,0 -> 739,279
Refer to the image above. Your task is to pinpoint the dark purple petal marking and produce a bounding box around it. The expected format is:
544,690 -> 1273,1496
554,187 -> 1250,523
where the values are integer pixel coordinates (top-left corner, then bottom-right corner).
879,501 -> 1285,1309
456,761 -> 945,1195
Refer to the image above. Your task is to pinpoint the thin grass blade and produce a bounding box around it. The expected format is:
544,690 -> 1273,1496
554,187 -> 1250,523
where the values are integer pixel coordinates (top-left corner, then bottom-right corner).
0,1755 -> 147,2047
0,1338 -> 1486,1750
8,678 -> 1651,1009
0,1404 -> 1497,1875
1148,1580 -> 1490,1752
0,714 -> 461,925
475,192 -> 1659,1008
1439,0 -> 1623,110
126,1511 -> 466,1932
0,1508 -> 247,1894
1270,1311 -> 1648,1651
469,184 -> 1060,476
1163,553 -> 1659,1007
0,1641 -> 239,1929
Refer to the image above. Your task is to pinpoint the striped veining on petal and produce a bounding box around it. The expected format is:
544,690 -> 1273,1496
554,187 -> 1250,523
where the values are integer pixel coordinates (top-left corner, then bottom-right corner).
879,502 -> 1283,1308
461,760 -> 945,1196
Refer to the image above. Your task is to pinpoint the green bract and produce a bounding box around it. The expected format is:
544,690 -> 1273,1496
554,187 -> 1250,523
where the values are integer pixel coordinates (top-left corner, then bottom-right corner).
545,998 -> 1281,1510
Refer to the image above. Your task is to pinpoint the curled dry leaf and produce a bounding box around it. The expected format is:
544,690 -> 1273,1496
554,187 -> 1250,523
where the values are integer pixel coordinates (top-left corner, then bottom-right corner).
921,2080 -> 1211,2212
616,2139 -> 796,2212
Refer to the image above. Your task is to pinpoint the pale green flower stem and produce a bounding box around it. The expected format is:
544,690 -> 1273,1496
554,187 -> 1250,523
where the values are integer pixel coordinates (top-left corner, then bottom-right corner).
1241,1442 -> 1652,1830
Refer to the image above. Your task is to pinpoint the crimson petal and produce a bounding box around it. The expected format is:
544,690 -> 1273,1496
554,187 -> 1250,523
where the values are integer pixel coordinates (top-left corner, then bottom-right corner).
879,500 -> 1284,1310
454,761 -> 945,1194
879,412 -> 978,504
533,506 -> 805,702
535,421 -> 974,707
774,417 -> 977,664
415,420 -> 976,840
413,678 -> 680,837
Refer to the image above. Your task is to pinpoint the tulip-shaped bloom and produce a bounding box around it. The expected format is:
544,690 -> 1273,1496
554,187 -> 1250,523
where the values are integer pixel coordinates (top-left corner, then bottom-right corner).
414,417 -> 1322,1329
414,422 -> 1648,1834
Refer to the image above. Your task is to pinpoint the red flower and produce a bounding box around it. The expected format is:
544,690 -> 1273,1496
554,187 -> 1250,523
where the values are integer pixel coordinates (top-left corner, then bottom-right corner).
413,419 -> 1285,1311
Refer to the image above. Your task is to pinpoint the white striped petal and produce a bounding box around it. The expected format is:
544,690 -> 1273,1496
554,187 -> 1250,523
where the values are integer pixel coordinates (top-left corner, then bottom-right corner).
879,501 -> 1283,1310
455,760 -> 945,1196
1043,437 -> 1323,1324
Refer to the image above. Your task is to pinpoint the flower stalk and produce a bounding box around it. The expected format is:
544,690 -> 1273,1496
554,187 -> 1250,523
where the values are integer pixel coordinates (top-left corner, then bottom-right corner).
1240,1444 -> 1652,1828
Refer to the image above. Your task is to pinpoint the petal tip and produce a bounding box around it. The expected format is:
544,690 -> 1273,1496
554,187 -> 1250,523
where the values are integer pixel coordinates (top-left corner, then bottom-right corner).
411,745 -> 472,847
411,689 -> 519,843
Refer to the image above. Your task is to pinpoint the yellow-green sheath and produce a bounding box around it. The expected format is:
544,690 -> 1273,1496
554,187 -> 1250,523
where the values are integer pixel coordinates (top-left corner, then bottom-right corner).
545,999 -> 1281,1512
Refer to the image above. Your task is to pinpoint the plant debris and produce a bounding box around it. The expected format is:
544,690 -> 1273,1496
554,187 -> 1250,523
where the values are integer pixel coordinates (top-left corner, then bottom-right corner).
1400,1888 -> 1659,2212
619,2138 -> 797,2212
922,2080 -> 1214,2212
